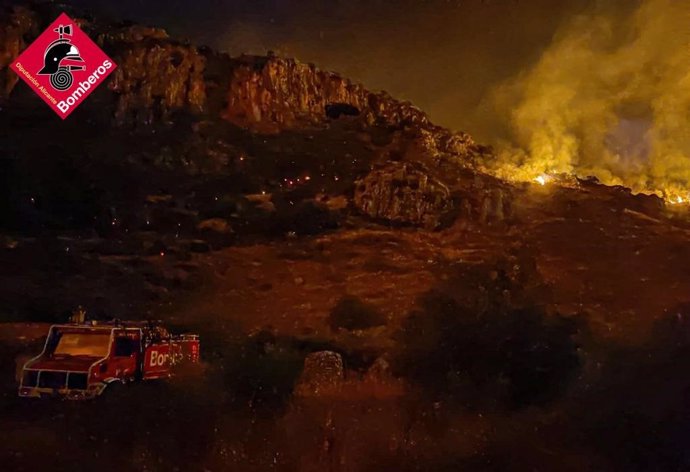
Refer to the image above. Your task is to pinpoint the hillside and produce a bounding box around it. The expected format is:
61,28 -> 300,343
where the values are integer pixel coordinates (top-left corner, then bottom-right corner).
2,3 -> 690,471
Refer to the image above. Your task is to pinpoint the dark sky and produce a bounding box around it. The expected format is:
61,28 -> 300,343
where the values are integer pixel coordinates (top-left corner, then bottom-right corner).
63,0 -> 598,139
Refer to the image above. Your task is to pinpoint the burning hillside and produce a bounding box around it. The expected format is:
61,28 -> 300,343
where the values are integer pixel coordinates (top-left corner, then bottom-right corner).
484,0 -> 690,204
2,2 -> 690,471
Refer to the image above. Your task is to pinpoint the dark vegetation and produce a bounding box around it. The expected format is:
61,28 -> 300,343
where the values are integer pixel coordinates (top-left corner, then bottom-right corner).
0,95 -> 379,239
565,307 -> 690,471
204,328 -> 306,410
396,256 -> 583,410
328,295 -> 386,331
4,257 -> 690,470
396,293 -> 582,410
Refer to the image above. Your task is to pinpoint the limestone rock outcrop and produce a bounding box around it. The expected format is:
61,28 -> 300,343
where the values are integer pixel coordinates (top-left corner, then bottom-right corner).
294,351 -> 345,397
106,36 -> 207,125
354,162 -> 454,229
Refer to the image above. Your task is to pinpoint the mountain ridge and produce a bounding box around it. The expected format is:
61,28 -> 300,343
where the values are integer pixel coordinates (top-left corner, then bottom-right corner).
1,2 -> 516,233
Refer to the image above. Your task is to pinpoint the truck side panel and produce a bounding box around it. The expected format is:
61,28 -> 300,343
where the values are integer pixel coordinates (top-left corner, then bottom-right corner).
177,338 -> 200,363
143,343 -> 172,379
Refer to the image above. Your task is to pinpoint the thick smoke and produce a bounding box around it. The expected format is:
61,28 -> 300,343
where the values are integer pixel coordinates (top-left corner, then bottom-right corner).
488,0 -> 690,198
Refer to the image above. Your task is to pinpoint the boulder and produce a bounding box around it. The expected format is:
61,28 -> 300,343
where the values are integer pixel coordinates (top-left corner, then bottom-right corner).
197,218 -> 233,234
294,351 -> 344,397
365,356 -> 393,383
354,162 -> 454,229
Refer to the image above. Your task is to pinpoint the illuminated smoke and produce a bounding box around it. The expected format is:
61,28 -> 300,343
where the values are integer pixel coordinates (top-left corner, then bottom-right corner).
487,0 -> 690,200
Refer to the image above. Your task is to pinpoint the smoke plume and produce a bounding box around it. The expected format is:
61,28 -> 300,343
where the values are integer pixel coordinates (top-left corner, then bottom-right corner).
487,0 -> 690,198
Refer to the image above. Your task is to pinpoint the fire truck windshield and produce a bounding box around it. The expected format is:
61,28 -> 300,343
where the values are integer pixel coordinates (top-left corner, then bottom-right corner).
53,332 -> 111,357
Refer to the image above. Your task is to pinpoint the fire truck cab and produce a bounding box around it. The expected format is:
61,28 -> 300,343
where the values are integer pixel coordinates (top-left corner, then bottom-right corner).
18,321 -> 199,399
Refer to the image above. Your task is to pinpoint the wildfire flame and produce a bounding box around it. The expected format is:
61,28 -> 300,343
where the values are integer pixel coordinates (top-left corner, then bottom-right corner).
485,0 -> 690,208
492,152 -> 690,205
666,194 -> 689,206
534,174 -> 549,186
496,161 -> 689,206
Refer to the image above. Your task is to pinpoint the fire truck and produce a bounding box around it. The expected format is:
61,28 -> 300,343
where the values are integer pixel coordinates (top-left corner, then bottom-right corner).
18,320 -> 200,399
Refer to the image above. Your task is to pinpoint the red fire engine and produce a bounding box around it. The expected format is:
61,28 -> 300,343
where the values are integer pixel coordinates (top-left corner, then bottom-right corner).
18,320 -> 200,399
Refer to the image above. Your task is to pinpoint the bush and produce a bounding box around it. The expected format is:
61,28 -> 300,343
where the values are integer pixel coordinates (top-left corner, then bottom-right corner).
396,290 -> 582,410
270,197 -> 341,236
436,249 -> 552,316
209,330 -> 306,410
328,295 -> 386,331
567,306 -> 690,470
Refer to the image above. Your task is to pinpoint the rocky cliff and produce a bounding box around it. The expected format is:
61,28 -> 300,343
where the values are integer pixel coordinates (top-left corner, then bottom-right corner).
0,3 -> 506,231
224,55 -> 428,130
101,27 -> 207,125
0,5 -> 481,150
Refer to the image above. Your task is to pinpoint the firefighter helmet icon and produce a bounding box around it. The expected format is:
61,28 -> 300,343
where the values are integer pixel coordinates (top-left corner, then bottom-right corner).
37,24 -> 85,91
11,12 -> 117,118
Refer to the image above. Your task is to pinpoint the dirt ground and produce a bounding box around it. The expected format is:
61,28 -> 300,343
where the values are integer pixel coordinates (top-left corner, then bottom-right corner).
161,182 -> 690,347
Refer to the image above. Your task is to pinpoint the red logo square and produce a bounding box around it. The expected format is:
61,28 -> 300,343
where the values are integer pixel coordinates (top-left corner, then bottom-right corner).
10,13 -> 117,119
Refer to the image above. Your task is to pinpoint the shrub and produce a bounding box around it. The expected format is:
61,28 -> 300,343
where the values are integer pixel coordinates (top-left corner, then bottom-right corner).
396,290 -> 582,410
328,295 -> 386,331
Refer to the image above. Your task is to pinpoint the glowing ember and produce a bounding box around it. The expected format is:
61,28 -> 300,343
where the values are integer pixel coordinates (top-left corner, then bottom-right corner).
666,194 -> 689,205
534,174 -> 549,186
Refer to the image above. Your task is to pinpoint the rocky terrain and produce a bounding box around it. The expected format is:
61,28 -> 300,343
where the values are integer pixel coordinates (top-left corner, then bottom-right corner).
2,3 -> 690,472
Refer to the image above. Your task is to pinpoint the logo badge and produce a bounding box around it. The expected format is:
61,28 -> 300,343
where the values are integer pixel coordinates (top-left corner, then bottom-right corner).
10,13 -> 117,119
